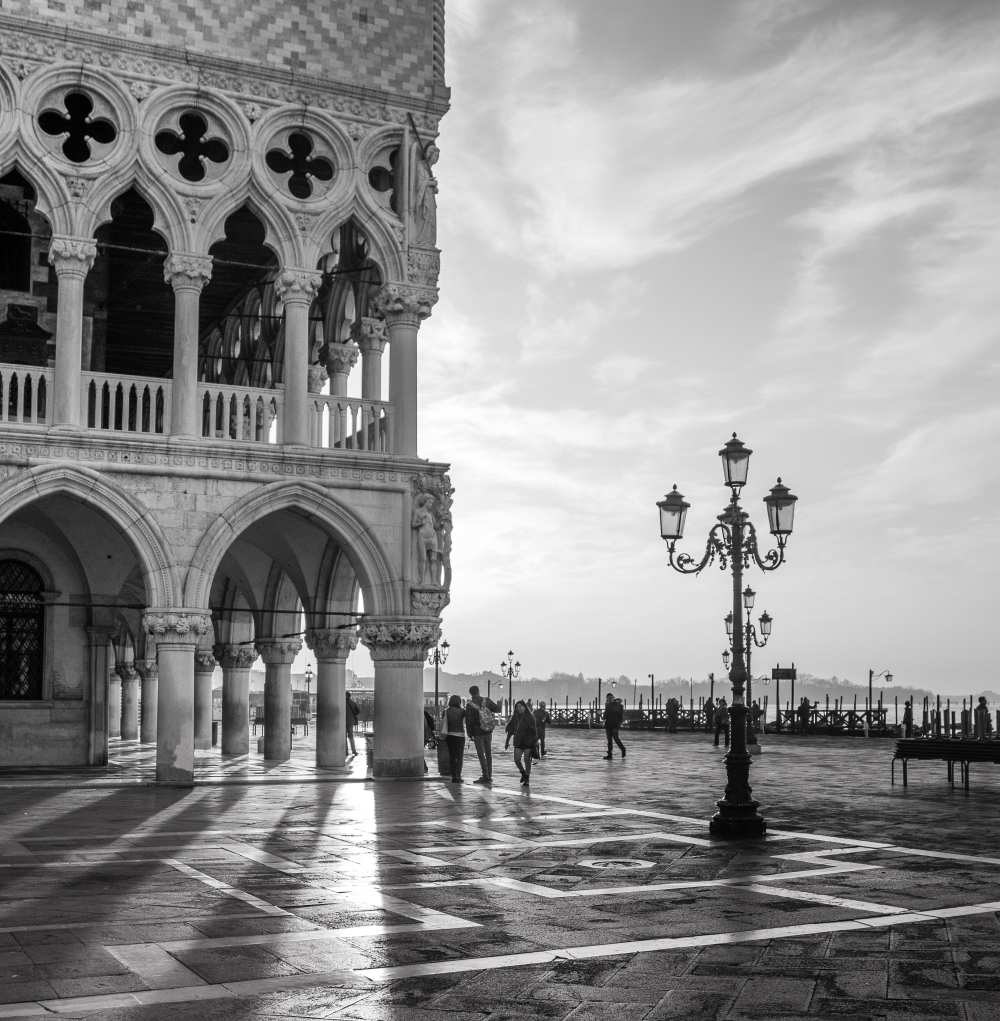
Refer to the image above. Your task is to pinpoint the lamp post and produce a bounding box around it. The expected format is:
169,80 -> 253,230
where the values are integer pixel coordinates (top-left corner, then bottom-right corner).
868,667 -> 892,733
657,433 -> 797,838
304,663 -> 313,715
427,639 -> 450,714
500,651 -> 520,712
725,593 -> 772,753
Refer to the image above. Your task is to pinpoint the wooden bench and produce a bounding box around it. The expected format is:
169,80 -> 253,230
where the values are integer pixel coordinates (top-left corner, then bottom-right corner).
892,738 -> 1000,790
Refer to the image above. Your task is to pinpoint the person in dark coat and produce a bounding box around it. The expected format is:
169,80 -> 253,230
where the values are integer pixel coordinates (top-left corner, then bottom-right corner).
504,700 -> 538,786
444,694 -> 466,783
712,697 -> 729,748
603,693 -> 626,759
532,702 -> 551,757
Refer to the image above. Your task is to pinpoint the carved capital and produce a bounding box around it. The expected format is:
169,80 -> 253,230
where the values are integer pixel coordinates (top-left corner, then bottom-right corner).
305,629 -> 358,661
164,253 -> 213,292
255,638 -> 303,665
275,269 -> 322,305
194,650 -> 218,673
143,610 -> 211,643
326,341 -> 360,374
114,663 -> 138,683
308,364 -> 329,393
49,236 -> 97,278
373,283 -> 437,326
410,587 -> 450,616
134,659 -> 158,683
356,317 -> 388,354
359,618 -> 440,662
214,644 -> 258,670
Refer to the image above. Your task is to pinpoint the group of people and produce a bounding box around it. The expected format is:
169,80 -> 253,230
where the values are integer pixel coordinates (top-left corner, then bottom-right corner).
437,686 -> 553,786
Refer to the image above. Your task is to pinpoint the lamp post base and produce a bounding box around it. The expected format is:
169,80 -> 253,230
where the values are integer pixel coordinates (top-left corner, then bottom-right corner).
710,802 -> 767,838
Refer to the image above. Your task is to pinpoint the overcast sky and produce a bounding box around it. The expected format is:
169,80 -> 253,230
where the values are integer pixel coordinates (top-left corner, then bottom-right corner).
349,1 -> 1000,695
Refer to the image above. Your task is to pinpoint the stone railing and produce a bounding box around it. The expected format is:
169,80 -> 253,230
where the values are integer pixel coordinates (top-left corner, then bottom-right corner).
0,365 -> 51,425
309,394 -> 392,453
199,382 -> 281,444
83,371 -> 170,435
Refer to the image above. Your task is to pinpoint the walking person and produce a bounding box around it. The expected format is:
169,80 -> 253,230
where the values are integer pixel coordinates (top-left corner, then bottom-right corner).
712,697 -> 729,748
603,692 -> 626,759
504,699 -> 538,787
532,701 -> 551,757
974,696 -> 991,740
345,690 -> 360,756
796,697 -> 811,735
465,684 -> 501,784
444,694 -> 466,783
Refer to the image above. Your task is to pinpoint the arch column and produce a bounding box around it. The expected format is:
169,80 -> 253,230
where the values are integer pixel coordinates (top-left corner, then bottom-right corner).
49,237 -> 97,430
145,610 -> 210,785
256,638 -> 302,761
374,285 -> 436,458
135,657 -> 158,744
164,254 -> 213,439
215,644 -> 255,755
326,342 -> 359,448
357,317 -> 387,400
194,649 -> 217,749
306,629 -> 357,768
108,668 -> 122,739
117,663 -> 139,741
276,270 -> 321,448
360,618 -> 439,777
87,627 -> 112,765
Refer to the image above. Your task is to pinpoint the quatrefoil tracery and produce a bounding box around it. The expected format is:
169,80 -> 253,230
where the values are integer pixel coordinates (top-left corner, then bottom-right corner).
368,147 -> 400,214
154,112 -> 230,182
38,92 -> 117,163
265,132 -> 334,200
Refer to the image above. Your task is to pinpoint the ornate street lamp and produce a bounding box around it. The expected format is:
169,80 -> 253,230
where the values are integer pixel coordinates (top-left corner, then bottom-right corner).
427,639 -> 450,714
304,663 -> 313,715
500,651 -> 520,710
868,667 -> 893,730
657,434 -> 797,838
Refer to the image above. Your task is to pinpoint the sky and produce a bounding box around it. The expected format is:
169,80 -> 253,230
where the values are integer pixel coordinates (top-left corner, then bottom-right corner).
346,0 -> 1000,695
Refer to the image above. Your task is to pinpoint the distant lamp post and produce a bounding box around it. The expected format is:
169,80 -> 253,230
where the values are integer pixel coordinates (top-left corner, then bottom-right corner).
725,593 -> 773,752
304,663 -> 313,714
868,667 -> 893,728
501,651 -> 520,709
657,434 -> 797,838
427,639 -> 450,713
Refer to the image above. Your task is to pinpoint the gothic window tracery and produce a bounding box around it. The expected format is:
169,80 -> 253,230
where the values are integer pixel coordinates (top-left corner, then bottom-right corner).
367,146 -> 400,214
0,559 -> 44,701
38,92 -> 117,163
265,132 -> 334,200
154,111 -> 230,182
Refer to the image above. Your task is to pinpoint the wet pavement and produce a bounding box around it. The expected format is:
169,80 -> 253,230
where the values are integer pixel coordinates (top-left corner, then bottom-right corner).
0,728 -> 998,1019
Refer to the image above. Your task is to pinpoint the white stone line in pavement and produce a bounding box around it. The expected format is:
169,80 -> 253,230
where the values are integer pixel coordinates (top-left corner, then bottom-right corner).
163,858 -> 290,916
884,846 -> 1000,867
411,829 -> 713,855
380,849 -> 450,866
105,943 -> 207,990
222,841 -> 307,873
737,883 -> 909,915
0,910 -> 289,937
16,825 -> 318,844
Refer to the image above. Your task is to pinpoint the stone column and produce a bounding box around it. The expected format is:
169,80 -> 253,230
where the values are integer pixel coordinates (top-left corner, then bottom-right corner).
118,663 -> 139,741
49,236 -> 97,429
145,610 -> 210,786
356,317 -> 387,400
360,618 -> 439,777
87,627 -> 112,765
108,669 -> 122,739
326,342 -> 360,398
193,649 -> 217,750
164,253 -> 212,438
307,630 -> 357,768
256,638 -> 302,761
374,285 -> 435,457
135,658 -> 158,744
215,644 -> 255,755
276,270 -> 321,448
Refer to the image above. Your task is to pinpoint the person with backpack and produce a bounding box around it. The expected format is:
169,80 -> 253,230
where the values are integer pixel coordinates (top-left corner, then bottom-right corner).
603,693 -> 626,759
466,684 -> 501,785
532,701 -> 551,757
712,697 -> 729,748
345,690 -> 360,756
504,699 -> 538,786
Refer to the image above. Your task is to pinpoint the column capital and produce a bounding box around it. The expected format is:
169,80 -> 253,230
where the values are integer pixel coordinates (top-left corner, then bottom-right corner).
256,637 -> 303,665
214,644 -> 257,670
308,364 -> 329,393
373,283 -> 437,326
305,629 -> 358,661
115,663 -> 138,683
194,650 -> 218,673
49,236 -> 97,277
326,341 -> 360,374
356,316 -> 388,353
275,268 -> 322,305
359,618 -> 440,662
144,609 -> 211,643
164,252 -> 213,292
134,659 -> 158,682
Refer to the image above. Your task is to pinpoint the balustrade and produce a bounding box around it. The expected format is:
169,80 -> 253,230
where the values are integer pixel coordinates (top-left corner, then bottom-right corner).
0,366 -> 50,425
83,372 -> 170,435
199,383 -> 281,444
309,394 -> 392,453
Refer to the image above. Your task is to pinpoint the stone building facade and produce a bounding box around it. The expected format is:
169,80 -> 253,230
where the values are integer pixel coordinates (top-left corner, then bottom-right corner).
0,1 -> 451,783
